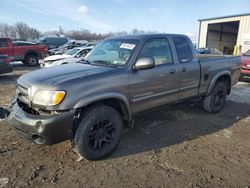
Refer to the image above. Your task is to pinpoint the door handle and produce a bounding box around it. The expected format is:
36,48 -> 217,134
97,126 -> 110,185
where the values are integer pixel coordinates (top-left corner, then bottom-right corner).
182,68 -> 187,72
169,69 -> 176,74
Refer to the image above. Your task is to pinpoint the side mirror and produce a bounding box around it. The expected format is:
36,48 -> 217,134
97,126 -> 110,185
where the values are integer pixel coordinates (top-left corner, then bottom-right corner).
133,57 -> 155,70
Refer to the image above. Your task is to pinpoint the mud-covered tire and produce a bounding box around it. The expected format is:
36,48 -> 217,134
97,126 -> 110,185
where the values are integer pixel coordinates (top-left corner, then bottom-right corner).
203,81 -> 227,113
24,54 -> 39,66
74,105 -> 123,160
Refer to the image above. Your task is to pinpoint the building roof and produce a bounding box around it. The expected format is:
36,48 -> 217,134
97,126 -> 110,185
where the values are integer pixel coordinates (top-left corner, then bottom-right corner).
198,13 -> 250,22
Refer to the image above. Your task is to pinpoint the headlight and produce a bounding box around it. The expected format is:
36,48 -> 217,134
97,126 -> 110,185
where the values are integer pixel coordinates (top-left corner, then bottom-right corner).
32,90 -> 66,106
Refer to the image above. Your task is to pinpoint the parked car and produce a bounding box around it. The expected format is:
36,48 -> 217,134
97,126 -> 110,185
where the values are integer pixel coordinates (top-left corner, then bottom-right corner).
83,41 -> 99,47
40,46 -> 93,68
39,37 -> 69,49
48,40 -> 89,55
0,55 -> 12,74
240,49 -> 250,80
8,34 -> 241,160
197,48 -> 223,55
0,38 -> 48,66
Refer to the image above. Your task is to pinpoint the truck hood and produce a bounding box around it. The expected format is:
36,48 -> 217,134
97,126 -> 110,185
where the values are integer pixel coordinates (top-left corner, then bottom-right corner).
18,64 -> 113,89
44,54 -> 71,62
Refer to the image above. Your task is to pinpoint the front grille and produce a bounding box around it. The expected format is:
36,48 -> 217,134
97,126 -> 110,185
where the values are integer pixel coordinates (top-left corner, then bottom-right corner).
16,84 -> 29,105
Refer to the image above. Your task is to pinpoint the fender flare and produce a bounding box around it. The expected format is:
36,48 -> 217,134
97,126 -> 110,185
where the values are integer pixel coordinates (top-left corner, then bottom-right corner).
206,70 -> 231,95
73,92 -> 131,120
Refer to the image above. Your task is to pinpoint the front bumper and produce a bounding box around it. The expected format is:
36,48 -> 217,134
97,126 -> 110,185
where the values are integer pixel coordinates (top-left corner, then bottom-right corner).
241,68 -> 250,77
8,99 -> 76,145
240,69 -> 250,79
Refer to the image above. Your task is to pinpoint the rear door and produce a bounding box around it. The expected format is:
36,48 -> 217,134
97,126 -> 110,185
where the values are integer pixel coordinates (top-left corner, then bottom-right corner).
129,37 -> 179,113
172,37 -> 200,99
0,38 -> 14,59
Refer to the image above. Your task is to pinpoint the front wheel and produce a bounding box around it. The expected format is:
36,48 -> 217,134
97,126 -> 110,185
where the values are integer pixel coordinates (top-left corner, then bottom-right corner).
203,81 -> 227,113
74,105 -> 123,160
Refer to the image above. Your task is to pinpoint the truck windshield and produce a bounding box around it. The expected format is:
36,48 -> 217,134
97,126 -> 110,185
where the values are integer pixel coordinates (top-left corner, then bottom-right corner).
85,39 -> 138,67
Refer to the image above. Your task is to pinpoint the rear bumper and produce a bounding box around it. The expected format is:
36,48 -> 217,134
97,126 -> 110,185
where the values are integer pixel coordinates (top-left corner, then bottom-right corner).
8,99 -> 76,145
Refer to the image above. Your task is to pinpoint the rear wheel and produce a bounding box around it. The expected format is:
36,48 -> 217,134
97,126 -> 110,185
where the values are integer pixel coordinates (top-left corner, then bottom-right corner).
24,54 -> 39,66
203,81 -> 227,113
74,105 -> 123,160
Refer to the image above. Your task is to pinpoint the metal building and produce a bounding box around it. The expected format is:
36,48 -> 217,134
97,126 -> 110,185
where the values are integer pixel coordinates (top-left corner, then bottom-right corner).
198,13 -> 250,54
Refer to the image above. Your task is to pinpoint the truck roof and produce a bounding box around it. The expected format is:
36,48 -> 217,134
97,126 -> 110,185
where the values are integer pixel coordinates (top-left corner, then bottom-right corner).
108,33 -> 188,40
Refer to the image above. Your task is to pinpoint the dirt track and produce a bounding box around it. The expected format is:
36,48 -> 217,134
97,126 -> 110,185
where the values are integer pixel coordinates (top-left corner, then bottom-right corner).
0,65 -> 250,188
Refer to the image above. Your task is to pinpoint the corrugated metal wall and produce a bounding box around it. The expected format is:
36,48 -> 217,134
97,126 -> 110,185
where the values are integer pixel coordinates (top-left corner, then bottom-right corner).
198,15 -> 250,53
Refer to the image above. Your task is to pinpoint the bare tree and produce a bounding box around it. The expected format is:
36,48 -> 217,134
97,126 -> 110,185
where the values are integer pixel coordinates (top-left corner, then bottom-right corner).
14,22 -> 30,40
0,22 -> 41,40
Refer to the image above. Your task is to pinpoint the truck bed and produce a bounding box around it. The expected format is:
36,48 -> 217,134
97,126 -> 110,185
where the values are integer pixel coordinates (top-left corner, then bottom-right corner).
197,55 -> 241,95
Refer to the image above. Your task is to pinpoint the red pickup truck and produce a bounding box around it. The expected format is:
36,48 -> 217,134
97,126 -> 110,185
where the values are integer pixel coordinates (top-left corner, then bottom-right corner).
0,38 -> 48,66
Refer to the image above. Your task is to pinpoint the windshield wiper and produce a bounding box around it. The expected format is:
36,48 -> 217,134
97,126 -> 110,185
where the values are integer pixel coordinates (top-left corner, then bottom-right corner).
91,60 -> 118,68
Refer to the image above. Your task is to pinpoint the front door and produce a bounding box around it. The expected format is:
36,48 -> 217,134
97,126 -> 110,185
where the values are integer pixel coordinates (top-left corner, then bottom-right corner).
129,37 -> 180,113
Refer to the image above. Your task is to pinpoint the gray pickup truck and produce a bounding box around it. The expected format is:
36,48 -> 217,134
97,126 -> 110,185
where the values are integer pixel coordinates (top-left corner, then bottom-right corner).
8,34 -> 241,160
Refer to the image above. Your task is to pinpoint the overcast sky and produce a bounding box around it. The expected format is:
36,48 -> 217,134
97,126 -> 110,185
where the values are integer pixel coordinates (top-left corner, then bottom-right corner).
1,0 -> 250,41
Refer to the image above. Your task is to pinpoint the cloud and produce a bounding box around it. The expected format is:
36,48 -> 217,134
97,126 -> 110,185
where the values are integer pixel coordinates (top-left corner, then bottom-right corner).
4,0 -> 112,33
74,7 -> 112,32
149,8 -> 158,14
76,5 -> 88,14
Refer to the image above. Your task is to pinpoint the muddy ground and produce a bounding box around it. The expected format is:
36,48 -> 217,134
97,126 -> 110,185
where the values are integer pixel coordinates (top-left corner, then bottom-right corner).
0,64 -> 250,188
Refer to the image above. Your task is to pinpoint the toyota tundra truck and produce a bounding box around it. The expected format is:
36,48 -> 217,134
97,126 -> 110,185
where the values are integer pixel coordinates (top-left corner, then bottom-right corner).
0,38 -> 48,66
7,34 -> 241,160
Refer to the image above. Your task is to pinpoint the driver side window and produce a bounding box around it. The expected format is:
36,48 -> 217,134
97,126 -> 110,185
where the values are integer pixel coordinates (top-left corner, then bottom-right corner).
139,38 -> 173,66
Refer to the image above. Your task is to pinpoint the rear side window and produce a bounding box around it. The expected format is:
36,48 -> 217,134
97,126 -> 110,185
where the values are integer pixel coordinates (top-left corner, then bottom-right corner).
173,37 -> 193,63
0,39 -> 8,47
139,38 -> 173,66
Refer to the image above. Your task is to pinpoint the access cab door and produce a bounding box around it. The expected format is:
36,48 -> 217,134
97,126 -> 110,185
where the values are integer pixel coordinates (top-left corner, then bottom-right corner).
129,37 -> 180,114
171,36 -> 200,100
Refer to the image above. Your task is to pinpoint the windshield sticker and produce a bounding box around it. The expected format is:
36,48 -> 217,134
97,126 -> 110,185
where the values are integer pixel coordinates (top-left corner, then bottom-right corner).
120,43 -> 136,50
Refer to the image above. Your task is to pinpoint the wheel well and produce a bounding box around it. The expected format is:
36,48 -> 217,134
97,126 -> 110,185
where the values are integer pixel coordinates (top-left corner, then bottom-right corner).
25,51 -> 39,59
72,98 -> 130,136
85,98 -> 130,120
217,75 -> 231,94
